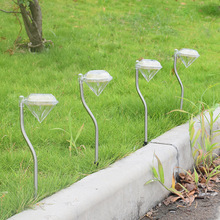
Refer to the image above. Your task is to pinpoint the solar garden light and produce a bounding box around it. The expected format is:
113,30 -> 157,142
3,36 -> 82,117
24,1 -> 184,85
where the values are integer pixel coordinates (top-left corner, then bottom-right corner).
78,70 -> 113,164
174,48 -> 200,109
135,59 -> 162,146
19,94 -> 58,198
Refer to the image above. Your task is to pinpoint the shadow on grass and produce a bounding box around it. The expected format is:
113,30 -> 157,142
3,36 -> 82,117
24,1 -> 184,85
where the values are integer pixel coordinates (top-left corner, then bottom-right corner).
199,3 -> 220,17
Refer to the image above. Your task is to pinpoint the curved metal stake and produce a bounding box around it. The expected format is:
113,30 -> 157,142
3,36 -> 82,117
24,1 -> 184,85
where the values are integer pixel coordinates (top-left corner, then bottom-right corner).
19,96 -> 38,198
135,68 -> 148,145
174,50 -> 184,110
79,77 -> 99,164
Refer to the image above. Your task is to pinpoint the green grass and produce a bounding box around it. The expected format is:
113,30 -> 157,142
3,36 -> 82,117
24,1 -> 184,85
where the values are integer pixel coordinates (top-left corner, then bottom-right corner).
0,0 -> 219,219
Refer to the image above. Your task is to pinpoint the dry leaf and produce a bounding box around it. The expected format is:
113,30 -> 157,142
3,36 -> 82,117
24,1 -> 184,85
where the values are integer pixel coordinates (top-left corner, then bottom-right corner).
175,183 -> 183,191
145,210 -> 154,219
200,176 -> 206,183
179,173 -> 185,180
213,157 -> 220,166
185,183 -> 196,192
188,190 -> 196,196
198,166 -> 206,175
210,175 -> 218,182
137,57 -> 144,61
5,49 -> 14,55
163,195 -> 181,206
185,195 -> 195,206
181,2 -> 186,5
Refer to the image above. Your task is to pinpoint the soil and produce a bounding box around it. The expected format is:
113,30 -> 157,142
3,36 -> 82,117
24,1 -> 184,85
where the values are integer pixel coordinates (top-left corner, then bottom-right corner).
140,183 -> 220,220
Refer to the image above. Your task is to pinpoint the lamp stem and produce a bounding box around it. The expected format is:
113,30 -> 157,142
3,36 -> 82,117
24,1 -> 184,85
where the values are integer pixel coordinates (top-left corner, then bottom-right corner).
174,51 -> 184,109
79,79 -> 99,164
19,96 -> 38,198
135,68 -> 148,145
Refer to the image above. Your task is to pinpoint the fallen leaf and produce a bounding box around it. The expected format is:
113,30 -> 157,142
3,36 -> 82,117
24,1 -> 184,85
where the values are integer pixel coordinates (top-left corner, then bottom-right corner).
179,173 -> 186,180
213,157 -> 220,166
210,175 -> 218,182
198,166 -> 206,175
175,183 -> 183,191
185,183 -> 196,192
145,209 -> 154,219
137,57 -> 144,61
181,2 -> 186,5
185,195 -> 195,206
200,176 -> 206,183
188,190 -> 196,196
4,49 -> 14,55
172,173 -> 176,189
163,195 -> 181,206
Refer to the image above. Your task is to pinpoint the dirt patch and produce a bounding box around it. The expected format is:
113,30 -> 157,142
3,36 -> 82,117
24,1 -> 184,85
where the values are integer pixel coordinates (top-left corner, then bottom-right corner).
141,183 -> 220,220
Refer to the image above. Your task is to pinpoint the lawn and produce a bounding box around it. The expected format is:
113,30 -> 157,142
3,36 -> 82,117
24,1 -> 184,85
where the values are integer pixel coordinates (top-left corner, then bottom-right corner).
0,0 -> 219,219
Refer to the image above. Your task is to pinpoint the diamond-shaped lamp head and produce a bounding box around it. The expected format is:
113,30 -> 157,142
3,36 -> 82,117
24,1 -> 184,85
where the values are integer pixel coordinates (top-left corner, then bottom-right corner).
136,59 -> 162,82
176,48 -> 200,68
82,70 -> 113,96
24,93 -> 58,123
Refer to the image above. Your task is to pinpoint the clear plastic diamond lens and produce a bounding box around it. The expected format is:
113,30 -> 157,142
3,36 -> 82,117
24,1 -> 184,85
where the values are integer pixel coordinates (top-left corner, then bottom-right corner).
180,56 -> 198,68
83,70 -> 113,96
139,68 -> 160,82
85,81 -> 111,96
177,48 -> 200,68
26,105 -> 55,123
136,59 -> 162,82
24,94 -> 58,123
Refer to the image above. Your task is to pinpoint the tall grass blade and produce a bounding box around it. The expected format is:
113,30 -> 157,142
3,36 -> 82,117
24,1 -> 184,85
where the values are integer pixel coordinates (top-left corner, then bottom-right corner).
152,167 -> 159,179
154,154 -> 164,184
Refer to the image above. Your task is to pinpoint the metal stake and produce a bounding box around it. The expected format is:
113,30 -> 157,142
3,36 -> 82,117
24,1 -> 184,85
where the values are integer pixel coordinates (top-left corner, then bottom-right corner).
19,96 -> 38,198
79,75 -> 99,164
174,49 -> 184,110
135,68 -> 148,145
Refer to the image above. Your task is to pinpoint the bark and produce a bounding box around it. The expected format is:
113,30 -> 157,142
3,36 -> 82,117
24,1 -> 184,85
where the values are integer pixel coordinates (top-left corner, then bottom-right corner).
17,0 -> 44,52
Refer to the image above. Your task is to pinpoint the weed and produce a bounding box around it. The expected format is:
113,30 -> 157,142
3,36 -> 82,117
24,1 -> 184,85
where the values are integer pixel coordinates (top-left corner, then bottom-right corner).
52,109 -> 85,156
189,104 -> 220,183
145,153 -> 185,199
0,0 -> 219,218
146,104 -> 220,206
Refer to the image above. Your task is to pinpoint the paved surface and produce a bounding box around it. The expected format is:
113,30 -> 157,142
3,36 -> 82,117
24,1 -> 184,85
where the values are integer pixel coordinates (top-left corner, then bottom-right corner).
8,108 -> 220,220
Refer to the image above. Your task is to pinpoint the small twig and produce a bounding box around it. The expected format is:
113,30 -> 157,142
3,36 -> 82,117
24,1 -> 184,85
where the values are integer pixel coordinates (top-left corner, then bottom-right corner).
0,9 -> 20,13
27,39 -> 54,52
195,200 -> 198,209
28,39 -> 54,48
177,204 -> 187,208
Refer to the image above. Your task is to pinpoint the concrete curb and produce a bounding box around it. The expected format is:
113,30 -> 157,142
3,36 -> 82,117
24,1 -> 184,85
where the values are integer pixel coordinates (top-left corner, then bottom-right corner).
8,108 -> 220,220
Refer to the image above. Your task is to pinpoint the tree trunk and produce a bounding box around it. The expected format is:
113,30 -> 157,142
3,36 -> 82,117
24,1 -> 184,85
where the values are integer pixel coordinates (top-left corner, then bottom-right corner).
17,0 -> 44,52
